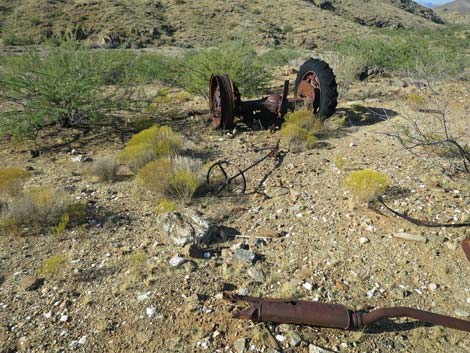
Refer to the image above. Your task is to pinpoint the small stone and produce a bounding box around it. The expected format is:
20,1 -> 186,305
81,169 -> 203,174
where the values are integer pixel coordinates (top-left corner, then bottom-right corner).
275,334 -> 286,342
169,256 -> 186,267
182,244 -> 204,258
455,309 -> 470,318
303,282 -> 313,291
289,332 -> 302,347
146,307 -> 157,318
359,237 -> 369,245
428,283 -> 438,291
393,232 -> 427,243
233,337 -> 248,353
20,276 -> 44,291
137,292 -> 150,301
78,336 -> 87,345
248,268 -> 265,283
59,314 -> 69,322
309,344 -> 336,353
43,311 -> 52,319
233,249 -> 256,264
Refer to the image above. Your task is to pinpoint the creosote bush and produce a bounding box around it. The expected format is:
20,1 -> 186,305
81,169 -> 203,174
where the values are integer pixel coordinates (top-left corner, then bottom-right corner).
344,169 -> 389,204
138,156 -> 202,200
118,125 -> 182,172
40,254 -> 69,279
89,156 -> 119,182
0,168 -> 31,197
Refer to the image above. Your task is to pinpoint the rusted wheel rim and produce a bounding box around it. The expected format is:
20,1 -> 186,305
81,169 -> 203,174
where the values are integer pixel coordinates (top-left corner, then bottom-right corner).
296,71 -> 321,113
207,161 -> 246,195
209,75 -> 236,129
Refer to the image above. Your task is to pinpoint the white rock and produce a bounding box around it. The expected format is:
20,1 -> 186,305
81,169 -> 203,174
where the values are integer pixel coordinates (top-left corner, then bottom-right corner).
169,256 -> 186,267
393,232 -> 427,243
43,311 -> 52,319
275,334 -> 286,342
309,344 -> 336,353
303,282 -> 313,291
359,237 -> 370,245
59,314 -> 68,322
78,336 -> 87,345
137,292 -> 151,301
146,307 -> 157,318
428,283 -> 437,291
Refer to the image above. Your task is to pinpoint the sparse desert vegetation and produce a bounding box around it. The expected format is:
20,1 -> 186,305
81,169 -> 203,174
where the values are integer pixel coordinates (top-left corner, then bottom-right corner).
1,1 -> 470,353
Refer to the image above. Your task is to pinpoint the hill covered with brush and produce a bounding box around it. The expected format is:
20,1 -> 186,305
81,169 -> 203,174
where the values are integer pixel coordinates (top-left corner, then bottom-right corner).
0,0 -> 444,48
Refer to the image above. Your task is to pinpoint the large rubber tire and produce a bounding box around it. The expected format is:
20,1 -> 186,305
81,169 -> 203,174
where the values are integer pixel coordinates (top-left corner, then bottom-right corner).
294,58 -> 338,120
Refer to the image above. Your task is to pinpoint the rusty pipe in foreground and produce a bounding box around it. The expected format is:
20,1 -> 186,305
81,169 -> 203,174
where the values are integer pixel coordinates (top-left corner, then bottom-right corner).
224,292 -> 470,332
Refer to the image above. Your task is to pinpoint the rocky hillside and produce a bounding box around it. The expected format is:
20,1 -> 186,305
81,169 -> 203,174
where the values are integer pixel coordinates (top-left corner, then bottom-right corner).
0,0 -> 444,48
437,0 -> 470,13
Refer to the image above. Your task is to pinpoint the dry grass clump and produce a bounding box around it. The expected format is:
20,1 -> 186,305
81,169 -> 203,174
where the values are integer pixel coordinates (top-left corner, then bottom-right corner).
118,125 -> 183,172
2,187 -> 71,228
344,169 -> 389,203
280,124 -> 317,152
39,254 -> 69,279
154,199 -> 177,214
88,156 -> 119,182
0,168 -> 31,198
284,110 -> 321,131
406,93 -> 427,111
138,156 -> 202,200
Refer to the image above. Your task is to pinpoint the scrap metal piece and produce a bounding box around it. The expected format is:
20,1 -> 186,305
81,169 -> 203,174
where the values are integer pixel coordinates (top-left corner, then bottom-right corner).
462,239 -> 470,262
224,292 -> 470,332
207,140 -> 280,196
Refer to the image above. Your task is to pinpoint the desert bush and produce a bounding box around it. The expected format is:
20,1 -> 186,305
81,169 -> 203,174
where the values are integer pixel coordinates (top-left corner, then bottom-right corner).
89,156 -> 119,182
284,110 -> 320,131
344,169 -> 389,203
280,124 -> 317,152
1,187 -> 71,228
118,125 -> 182,172
178,40 -> 271,98
335,30 -> 469,79
39,254 -> 69,279
0,168 -> 31,197
128,251 -> 147,277
53,214 -> 70,237
0,41 -> 138,138
258,48 -> 302,67
138,156 -> 202,200
154,199 -> 177,214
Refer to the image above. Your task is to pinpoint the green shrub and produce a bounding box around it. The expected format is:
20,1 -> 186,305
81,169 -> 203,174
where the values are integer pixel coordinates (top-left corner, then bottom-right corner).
53,214 -> 70,237
138,156 -> 202,200
284,110 -> 320,131
0,168 -> 31,197
118,125 -> 182,172
40,254 -> 69,279
280,124 -> 317,152
154,199 -> 177,214
178,40 -> 271,97
0,41 -> 138,138
258,48 -> 301,67
344,169 -> 389,203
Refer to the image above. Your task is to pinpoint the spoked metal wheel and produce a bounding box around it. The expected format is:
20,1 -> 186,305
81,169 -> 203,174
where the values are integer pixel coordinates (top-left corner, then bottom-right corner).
209,74 -> 238,129
207,161 -> 246,196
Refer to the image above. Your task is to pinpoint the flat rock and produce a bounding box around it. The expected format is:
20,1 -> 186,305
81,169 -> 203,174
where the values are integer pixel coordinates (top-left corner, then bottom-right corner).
20,276 -> 44,291
233,249 -> 256,264
157,210 -> 218,247
309,344 -> 336,353
233,337 -> 248,353
393,232 -> 427,243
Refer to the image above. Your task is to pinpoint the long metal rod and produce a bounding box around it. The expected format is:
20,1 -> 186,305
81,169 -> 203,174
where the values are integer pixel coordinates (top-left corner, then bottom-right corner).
224,292 -> 470,332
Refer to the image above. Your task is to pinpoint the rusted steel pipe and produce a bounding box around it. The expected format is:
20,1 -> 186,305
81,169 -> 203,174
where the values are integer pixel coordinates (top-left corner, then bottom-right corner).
224,292 -> 470,332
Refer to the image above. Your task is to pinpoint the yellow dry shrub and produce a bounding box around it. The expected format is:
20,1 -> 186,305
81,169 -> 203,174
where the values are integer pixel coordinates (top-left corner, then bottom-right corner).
344,169 -> 389,203
3,187 -> 71,227
118,125 -> 183,172
284,110 -> 319,130
0,167 -> 31,197
280,124 -> 317,152
407,93 -> 426,110
154,199 -> 177,214
40,254 -> 69,279
138,157 -> 201,200
173,91 -> 192,102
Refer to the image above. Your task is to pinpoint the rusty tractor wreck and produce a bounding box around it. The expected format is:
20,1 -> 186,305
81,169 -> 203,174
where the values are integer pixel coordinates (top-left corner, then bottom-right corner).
224,292 -> 470,332
209,58 -> 338,130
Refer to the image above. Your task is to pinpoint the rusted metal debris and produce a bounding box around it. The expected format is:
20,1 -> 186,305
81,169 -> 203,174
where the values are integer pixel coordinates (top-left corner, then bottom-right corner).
209,58 -> 338,130
207,140 -> 280,195
224,292 -> 470,332
462,239 -> 470,262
